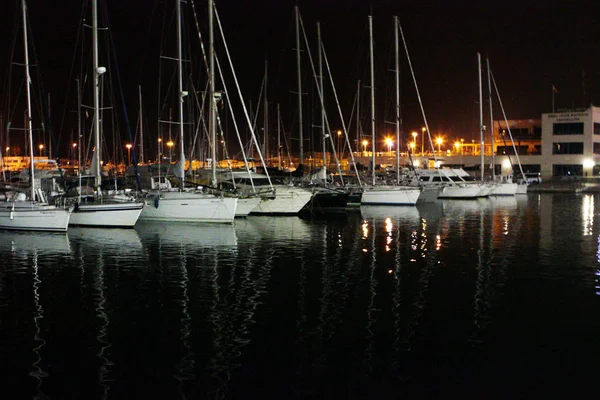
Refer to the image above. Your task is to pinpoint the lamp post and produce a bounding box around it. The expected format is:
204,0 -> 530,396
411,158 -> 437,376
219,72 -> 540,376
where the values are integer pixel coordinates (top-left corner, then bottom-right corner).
38,144 -> 44,158
72,142 -> 77,167
421,126 -> 425,155
157,138 -> 162,162
362,140 -> 368,156
166,140 -> 174,162
125,143 -> 132,166
337,130 -> 342,157
411,131 -> 418,155
435,137 -> 443,155
385,137 -> 393,155
410,141 -> 416,154
5,147 -> 9,156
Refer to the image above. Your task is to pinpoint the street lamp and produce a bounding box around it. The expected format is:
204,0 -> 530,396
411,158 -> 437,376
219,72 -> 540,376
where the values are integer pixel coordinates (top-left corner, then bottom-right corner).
337,130 -> 342,156
362,140 -> 368,155
411,131 -> 418,154
38,144 -> 44,157
72,142 -> 77,167
157,138 -> 163,162
385,137 -> 393,155
435,137 -> 443,155
166,140 -> 174,161
5,147 -> 9,156
421,126 -> 426,155
125,143 -> 132,166
409,141 -> 416,154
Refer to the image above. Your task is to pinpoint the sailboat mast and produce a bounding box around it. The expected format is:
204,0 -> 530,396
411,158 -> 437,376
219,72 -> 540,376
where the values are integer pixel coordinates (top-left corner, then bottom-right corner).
394,16 -> 400,183
318,22 -> 326,168
92,0 -> 102,189
22,0 -> 35,201
77,78 -> 82,200
263,60 -> 268,161
369,15 -> 376,186
356,79 -> 360,159
486,57 -> 495,180
139,85 -> 144,164
477,52 -> 484,181
277,103 -> 281,169
295,6 -> 304,166
177,0 -> 187,190
208,0 -> 218,186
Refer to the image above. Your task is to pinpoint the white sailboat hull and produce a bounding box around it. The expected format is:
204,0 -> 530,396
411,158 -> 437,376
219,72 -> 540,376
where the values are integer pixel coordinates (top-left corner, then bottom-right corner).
250,186 -> 313,215
235,197 -> 262,217
417,186 -> 441,203
438,184 -> 483,199
0,201 -> 71,232
139,191 -> 237,224
69,201 -> 145,227
489,182 -> 517,196
360,186 -> 421,205
515,183 -> 528,194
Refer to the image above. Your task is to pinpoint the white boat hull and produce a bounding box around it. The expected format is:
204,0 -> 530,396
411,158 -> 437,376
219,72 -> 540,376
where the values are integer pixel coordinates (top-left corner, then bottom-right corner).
69,201 -> 145,228
0,201 -> 71,232
417,186 -> 441,203
515,183 -> 528,195
360,186 -> 421,205
139,191 -> 237,223
438,184 -> 482,199
235,197 -> 262,217
489,182 -> 517,196
250,186 -> 313,215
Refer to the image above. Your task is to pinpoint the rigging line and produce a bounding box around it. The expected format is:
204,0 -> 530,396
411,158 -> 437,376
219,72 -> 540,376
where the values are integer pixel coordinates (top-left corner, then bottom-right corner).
102,0 -> 141,191
135,0 -> 160,83
298,13 -> 345,185
215,55 -> 256,192
156,0 -> 175,146
270,8 -> 296,111
214,4 -> 273,187
3,6 -> 22,141
397,20 -> 436,162
490,68 -> 525,180
321,40 -> 362,185
57,0 -> 88,152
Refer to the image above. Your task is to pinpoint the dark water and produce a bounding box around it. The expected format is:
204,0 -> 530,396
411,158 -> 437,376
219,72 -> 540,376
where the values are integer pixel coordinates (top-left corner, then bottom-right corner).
1,193 -> 599,399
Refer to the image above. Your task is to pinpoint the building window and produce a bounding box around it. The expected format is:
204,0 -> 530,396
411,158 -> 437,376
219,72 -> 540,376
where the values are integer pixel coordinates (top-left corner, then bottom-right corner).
520,164 -> 541,173
496,145 -> 528,155
553,122 -> 584,135
594,142 -> 600,154
553,164 -> 583,177
594,123 -> 600,135
552,142 -> 584,154
533,126 -> 542,139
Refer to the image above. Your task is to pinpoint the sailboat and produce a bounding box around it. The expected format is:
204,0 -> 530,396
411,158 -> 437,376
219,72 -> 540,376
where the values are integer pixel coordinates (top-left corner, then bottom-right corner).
204,4 -> 310,216
138,0 -> 237,224
482,55 -> 517,197
0,0 -> 71,232
67,0 -> 145,228
360,15 -> 421,206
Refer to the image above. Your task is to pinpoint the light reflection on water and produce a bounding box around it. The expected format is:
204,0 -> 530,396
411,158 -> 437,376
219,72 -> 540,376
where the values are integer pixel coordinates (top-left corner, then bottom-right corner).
1,194 -> 600,397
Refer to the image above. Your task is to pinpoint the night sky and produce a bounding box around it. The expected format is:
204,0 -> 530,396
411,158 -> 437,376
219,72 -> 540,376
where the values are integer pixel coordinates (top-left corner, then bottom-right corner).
1,0 -> 598,158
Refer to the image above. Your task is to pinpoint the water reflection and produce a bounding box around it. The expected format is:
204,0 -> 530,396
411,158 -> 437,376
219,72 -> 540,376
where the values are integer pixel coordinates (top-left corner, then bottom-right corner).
582,194 -> 594,236
69,228 -> 142,252
3,194 -> 600,398
235,216 -> 311,244
30,250 -> 48,399
0,231 -> 70,255
136,221 -> 237,248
